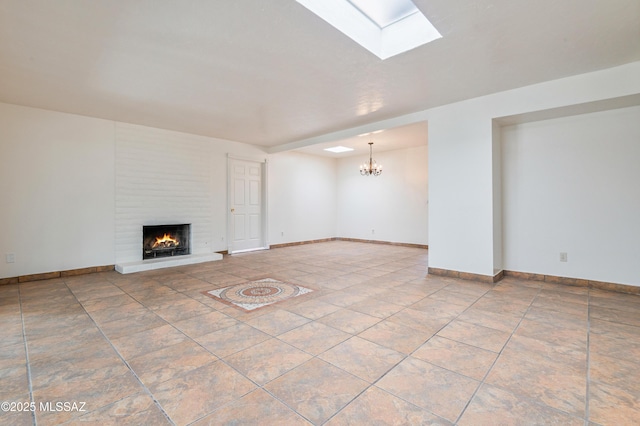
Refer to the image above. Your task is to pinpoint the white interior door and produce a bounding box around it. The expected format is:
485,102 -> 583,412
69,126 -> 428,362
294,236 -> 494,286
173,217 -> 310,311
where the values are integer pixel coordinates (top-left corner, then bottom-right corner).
229,158 -> 265,253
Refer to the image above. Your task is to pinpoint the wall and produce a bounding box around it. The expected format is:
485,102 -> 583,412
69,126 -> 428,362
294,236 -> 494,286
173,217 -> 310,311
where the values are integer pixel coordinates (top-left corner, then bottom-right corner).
115,123 -> 266,263
426,61 -> 640,279
0,103 -> 115,278
428,109 -> 495,275
268,151 -> 337,245
337,145 -> 429,245
3,61 -> 639,284
501,106 -> 640,286
0,102 -> 267,277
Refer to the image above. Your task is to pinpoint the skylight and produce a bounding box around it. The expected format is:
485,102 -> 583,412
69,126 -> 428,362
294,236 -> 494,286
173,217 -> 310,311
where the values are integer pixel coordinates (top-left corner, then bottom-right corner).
324,146 -> 354,153
296,0 -> 441,59
348,0 -> 418,29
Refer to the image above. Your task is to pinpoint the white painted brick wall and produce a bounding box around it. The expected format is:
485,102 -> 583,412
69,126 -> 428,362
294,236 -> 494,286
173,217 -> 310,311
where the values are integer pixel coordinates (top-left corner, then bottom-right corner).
115,123 -> 216,263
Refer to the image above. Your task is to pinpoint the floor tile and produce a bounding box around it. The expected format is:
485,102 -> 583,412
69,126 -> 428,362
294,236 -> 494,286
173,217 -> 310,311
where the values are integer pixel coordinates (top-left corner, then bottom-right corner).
245,309 -> 310,336
427,288 -> 481,307
29,343 -> 128,390
437,319 -> 511,352
590,352 -> 640,394
357,319 -> 433,354
264,358 -> 369,425
33,370 -> 143,424
278,321 -> 351,355
589,319 -> 640,364
192,389 -> 311,425
377,356 -> 479,422
6,241 -> 640,425
485,347 -> 586,417
458,384 -> 583,426
505,334 -> 586,367
0,394 -> 33,426
316,290 -> 370,308
0,363 -> 28,401
195,323 -> 270,357
589,381 -> 640,425
80,294 -> 140,313
317,308 -> 380,334
172,310 -> 240,338
97,310 -> 167,339
371,288 -> 427,306
25,328 -> 107,359
388,308 -> 450,334
514,318 -> 587,353
525,303 -> 588,325
327,386 -> 450,425
456,307 -> 523,333
128,340 -> 218,387
412,336 -> 498,381
70,284 -> 126,302
110,323 -> 189,360
71,392 -> 171,425
590,304 -> 640,328
319,336 -> 405,382
150,298 -> 214,323
151,361 -> 256,425
284,298 -> 342,320
224,338 -> 312,385
347,296 -> 405,319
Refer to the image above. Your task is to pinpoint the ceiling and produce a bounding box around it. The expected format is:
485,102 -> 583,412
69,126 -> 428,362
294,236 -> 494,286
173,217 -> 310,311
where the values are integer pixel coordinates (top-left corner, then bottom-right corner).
0,0 -> 638,156
294,121 -> 428,158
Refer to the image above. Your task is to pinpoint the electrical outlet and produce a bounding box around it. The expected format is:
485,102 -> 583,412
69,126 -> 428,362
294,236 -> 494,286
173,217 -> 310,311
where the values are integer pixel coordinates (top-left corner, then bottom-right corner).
6,253 -> 15,263
281,231 -> 284,236
372,229 -> 375,234
559,252 -> 568,262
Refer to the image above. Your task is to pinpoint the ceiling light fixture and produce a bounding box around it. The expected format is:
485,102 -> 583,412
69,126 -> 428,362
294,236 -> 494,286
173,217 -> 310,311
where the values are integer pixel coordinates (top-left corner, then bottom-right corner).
324,146 -> 354,153
360,140 -> 382,176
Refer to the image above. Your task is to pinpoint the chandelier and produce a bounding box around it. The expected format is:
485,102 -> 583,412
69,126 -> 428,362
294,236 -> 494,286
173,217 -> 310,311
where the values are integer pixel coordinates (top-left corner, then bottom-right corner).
359,142 -> 382,176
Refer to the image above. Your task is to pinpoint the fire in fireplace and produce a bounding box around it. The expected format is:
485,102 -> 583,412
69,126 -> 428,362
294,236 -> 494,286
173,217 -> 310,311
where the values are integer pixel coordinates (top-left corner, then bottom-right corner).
143,224 -> 191,259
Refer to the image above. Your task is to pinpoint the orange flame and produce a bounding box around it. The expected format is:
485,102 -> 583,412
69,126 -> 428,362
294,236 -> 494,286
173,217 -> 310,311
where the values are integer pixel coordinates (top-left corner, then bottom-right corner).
152,233 -> 180,249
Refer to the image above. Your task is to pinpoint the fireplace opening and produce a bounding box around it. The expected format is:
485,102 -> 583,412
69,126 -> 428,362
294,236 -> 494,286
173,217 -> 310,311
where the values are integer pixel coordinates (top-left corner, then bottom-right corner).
143,224 -> 191,260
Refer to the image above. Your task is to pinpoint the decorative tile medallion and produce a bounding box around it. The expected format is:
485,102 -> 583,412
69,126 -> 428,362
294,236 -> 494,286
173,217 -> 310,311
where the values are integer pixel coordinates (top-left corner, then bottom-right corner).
204,278 -> 313,312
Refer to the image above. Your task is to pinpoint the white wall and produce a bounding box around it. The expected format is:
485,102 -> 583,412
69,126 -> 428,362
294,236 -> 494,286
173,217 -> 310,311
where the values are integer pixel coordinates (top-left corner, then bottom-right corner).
268,151 -> 337,245
0,103 -> 267,277
115,123 -> 266,263
426,61 -> 640,279
0,103 -> 115,278
3,61 -> 639,285
337,145 -> 429,245
502,106 -> 640,286
428,109 -> 495,275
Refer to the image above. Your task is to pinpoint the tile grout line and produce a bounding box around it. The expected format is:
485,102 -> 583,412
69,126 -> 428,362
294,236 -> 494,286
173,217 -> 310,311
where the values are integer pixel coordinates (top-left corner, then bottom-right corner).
452,283 -> 543,425
324,279 -> 493,424
65,280 -> 177,426
106,274 -> 309,425
191,265 -> 429,424
102,275 -> 266,425
321,278 -> 481,423
17,284 -> 37,426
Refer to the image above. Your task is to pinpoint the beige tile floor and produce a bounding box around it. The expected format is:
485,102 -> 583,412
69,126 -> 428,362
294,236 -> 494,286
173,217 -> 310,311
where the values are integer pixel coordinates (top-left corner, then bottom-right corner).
1,241 -> 639,425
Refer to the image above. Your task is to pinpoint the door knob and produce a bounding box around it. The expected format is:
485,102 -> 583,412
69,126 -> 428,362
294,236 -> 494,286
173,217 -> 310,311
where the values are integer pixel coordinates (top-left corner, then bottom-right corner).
231,208 -> 235,212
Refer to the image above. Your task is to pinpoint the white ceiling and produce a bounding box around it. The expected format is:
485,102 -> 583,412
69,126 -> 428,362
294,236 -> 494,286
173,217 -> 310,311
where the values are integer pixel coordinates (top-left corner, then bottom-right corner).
294,121 -> 428,158
0,0 -> 638,155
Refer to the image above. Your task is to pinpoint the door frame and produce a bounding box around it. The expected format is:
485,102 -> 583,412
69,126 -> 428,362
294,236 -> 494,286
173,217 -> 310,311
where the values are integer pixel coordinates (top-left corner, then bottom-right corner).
227,154 -> 269,254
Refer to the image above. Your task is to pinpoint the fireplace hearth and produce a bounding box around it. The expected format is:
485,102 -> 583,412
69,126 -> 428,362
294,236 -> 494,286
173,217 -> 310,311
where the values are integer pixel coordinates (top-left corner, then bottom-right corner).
143,224 -> 190,260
